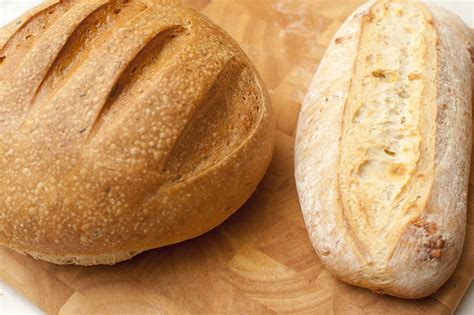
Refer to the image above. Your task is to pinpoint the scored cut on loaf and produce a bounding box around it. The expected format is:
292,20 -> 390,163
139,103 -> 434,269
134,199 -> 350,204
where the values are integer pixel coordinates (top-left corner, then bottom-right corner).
0,0 -> 274,266
295,0 -> 473,298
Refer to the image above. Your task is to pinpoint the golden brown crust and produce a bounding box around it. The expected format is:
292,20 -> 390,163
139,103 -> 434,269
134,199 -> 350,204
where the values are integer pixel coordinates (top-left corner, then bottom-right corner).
0,0 -> 274,265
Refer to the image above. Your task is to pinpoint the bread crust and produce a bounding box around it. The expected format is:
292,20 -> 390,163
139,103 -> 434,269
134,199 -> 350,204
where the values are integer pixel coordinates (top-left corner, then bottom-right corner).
0,0 -> 274,265
295,0 -> 472,298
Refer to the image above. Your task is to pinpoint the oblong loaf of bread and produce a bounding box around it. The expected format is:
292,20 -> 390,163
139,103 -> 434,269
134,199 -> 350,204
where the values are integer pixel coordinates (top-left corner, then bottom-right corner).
0,0 -> 274,265
295,0 -> 473,298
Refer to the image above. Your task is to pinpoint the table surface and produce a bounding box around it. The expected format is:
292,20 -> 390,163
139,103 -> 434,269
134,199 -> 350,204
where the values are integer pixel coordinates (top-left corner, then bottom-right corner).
0,0 -> 473,314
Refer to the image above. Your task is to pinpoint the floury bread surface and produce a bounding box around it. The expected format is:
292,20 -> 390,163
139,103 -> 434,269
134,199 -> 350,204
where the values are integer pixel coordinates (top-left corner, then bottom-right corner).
295,0 -> 473,298
0,0 -> 274,265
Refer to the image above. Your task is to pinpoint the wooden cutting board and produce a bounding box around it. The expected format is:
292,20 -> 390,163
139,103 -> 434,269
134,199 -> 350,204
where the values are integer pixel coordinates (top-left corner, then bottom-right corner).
1,0 -> 473,313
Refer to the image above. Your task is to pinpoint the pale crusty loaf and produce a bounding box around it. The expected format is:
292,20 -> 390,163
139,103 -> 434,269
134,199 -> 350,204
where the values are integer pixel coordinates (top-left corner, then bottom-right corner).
0,0 -> 274,265
295,0 -> 473,299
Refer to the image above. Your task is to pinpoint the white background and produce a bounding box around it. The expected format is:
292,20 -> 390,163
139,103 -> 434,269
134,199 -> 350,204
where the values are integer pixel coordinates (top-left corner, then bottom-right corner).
0,0 -> 473,314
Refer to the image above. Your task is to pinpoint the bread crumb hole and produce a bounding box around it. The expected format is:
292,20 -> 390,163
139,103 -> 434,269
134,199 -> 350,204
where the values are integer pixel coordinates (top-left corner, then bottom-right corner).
408,73 -> 421,80
366,54 -> 374,64
397,90 -> 408,99
25,34 -> 33,40
371,70 -> 397,82
384,148 -> 396,156
388,164 -> 406,177
371,70 -> 386,78
48,10 -> 55,15
358,160 -> 378,180
113,8 -> 122,14
0,56 -> 5,65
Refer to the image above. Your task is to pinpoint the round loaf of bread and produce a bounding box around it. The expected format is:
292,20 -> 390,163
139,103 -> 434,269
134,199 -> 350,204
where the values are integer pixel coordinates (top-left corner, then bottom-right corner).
0,0 -> 274,265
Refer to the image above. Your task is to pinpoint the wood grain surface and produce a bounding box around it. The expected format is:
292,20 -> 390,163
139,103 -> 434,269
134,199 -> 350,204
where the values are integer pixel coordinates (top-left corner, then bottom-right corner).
1,0 -> 473,314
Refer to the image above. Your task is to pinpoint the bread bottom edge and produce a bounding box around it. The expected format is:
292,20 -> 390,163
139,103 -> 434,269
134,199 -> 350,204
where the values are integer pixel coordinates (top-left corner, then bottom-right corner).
319,259 -> 446,299
8,245 -> 143,266
4,201 -> 248,266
